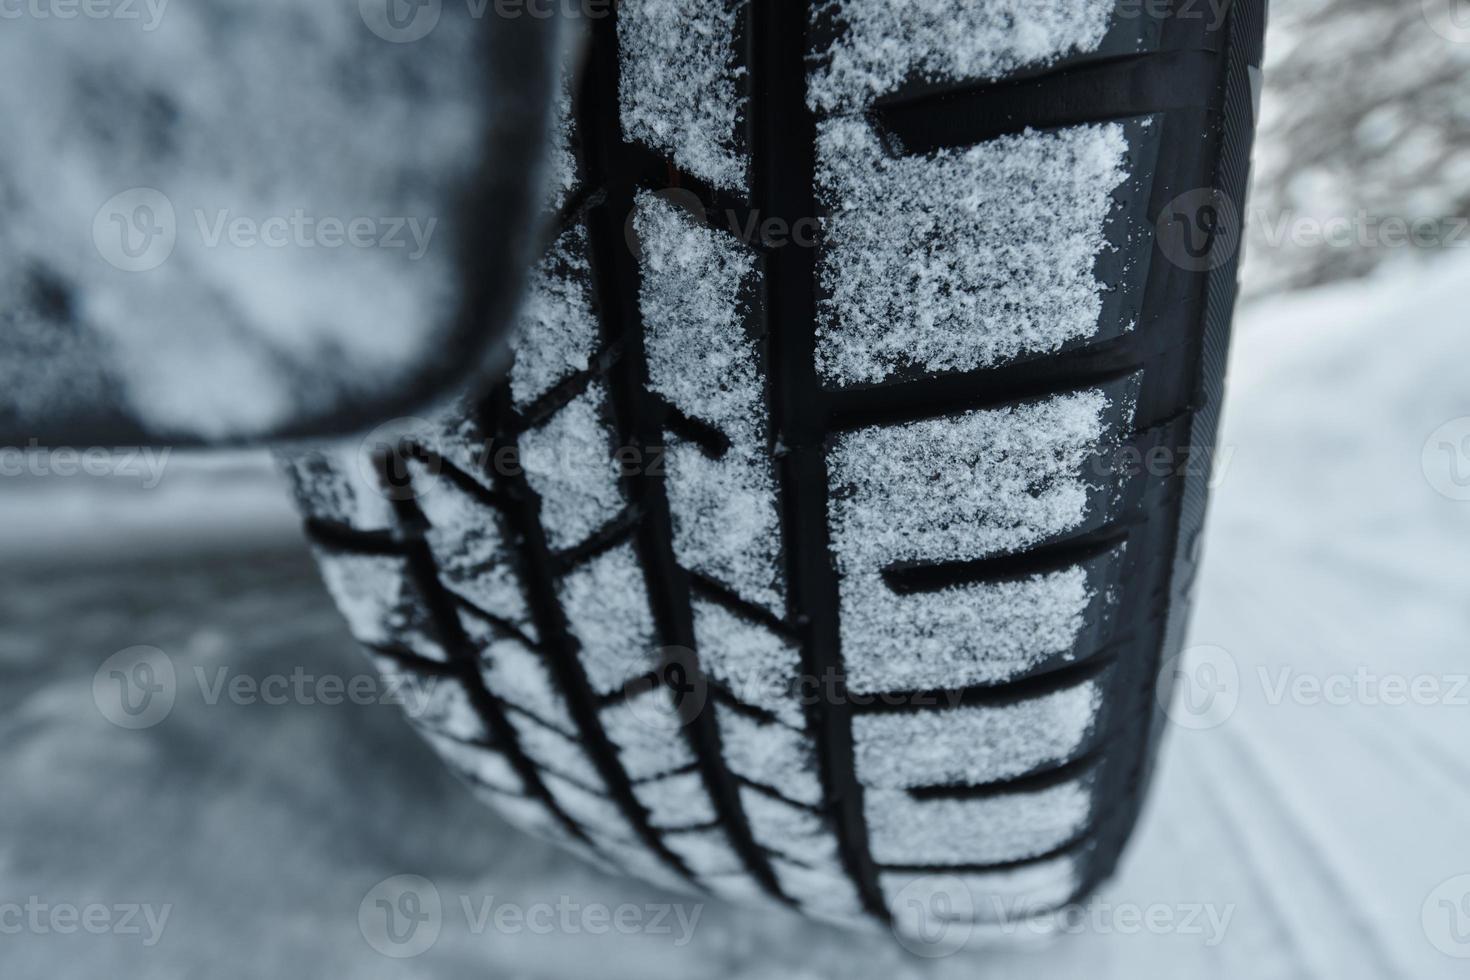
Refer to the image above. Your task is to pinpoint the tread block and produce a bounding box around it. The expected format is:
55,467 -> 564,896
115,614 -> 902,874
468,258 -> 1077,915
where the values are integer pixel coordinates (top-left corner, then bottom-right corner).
663,827 -> 746,877
807,0 -> 1116,113
864,774 -> 1096,867
402,674 -> 492,745
714,707 -> 824,808
599,687 -> 699,782
504,710 -> 603,789
618,0 -> 749,191
738,787 -> 841,867
540,770 -> 640,844
815,118 -> 1129,386
317,551 -> 448,661
558,543 -> 661,696
691,599 -> 804,728
829,389 -> 1127,693
474,633 -> 575,735
879,851 -> 1081,925
852,673 -> 1109,790
280,445 -> 395,531
633,770 -> 719,830
509,223 -> 600,409
770,858 -> 867,920
415,474 -> 539,641
518,382 -> 626,552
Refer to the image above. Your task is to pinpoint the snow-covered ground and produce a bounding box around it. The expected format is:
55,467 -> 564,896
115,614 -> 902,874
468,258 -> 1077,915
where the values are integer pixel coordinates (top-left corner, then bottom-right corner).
4,252 -> 1470,977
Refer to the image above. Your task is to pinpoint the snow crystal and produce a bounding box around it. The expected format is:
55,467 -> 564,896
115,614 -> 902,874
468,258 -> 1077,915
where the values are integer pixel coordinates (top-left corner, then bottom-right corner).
691,600 -> 804,727
539,770 -> 640,843
508,224 -> 600,409
421,734 -> 525,796
315,551 -> 447,662
635,193 -> 762,444
808,0 -> 1115,113
714,708 -> 825,807
865,780 -> 1093,866
618,0 -> 748,191
477,636 -> 574,735
519,383 -> 625,551
558,544 -> 661,696
665,441 -> 786,616
852,678 -> 1104,789
545,72 -> 579,212
504,711 -> 603,789
598,688 -> 698,782
815,119 -> 1127,384
633,771 -> 719,829
663,827 -> 746,876
879,852 -> 1081,923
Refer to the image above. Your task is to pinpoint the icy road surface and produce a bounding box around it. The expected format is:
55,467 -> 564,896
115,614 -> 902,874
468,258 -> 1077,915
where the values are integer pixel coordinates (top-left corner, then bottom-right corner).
3,254 -> 1469,977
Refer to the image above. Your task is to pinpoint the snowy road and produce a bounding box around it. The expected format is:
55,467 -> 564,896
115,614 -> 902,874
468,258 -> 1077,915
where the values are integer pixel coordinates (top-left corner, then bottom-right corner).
4,255 -> 1470,977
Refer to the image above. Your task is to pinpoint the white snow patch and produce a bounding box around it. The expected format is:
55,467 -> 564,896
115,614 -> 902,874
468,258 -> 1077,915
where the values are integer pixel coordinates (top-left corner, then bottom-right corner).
635,192 -> 762,443
770,859 -> 866,919
739,788 -> 841,867
633,771 -> 719,829
815,119 -> 1127,384
315,551 -> 447,662
417,478 -> 539,642
714,708 -> 824,807
518,383 -> 626,551
598,688 -> 698,782
692,600 -> 805,727
880,852 -> 1080,924
865,780 -> 1093,866
505,712 -> 603,789
558,543 -> 661,696
618,0 -> 748,191
405,676 -> 491,746
539,770 -> 640,843
477,636 -> 574,734
665,441 -> 786,616
472,788 -> 567,844
545,72 -> 579,212
663,828 -> 745,877
840,568 -> 1093,693
853,678 -> 1104,789
509,224 -> 600,409
808,0 -> 1115,112
279,446 -> 395,530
